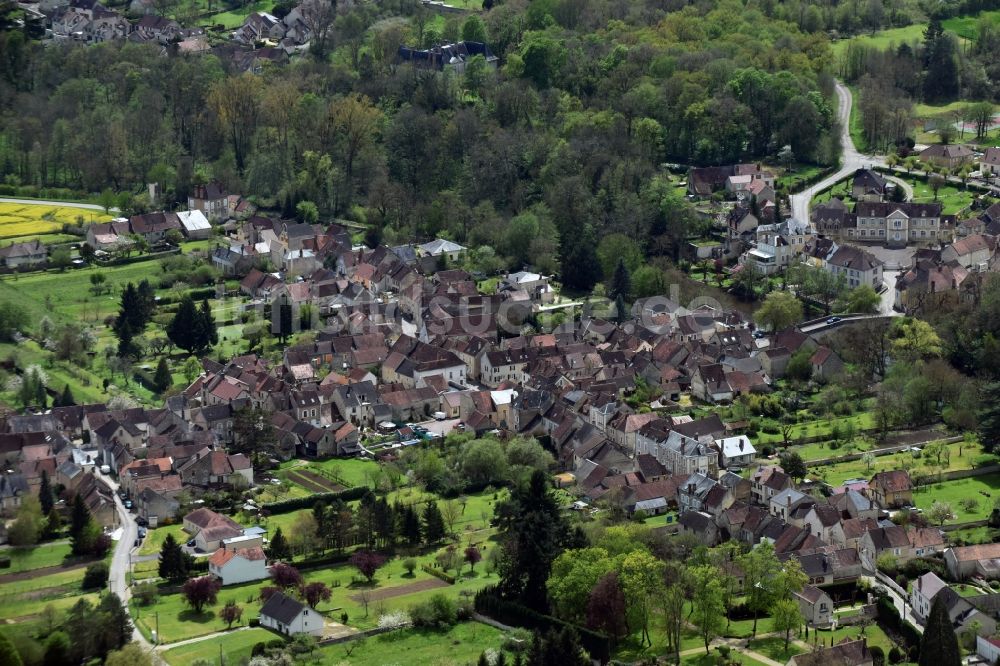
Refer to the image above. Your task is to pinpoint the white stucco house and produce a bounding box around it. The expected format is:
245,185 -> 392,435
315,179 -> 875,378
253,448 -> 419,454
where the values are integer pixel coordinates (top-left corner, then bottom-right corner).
259,591 -> 324,636
208,545 -> 268,585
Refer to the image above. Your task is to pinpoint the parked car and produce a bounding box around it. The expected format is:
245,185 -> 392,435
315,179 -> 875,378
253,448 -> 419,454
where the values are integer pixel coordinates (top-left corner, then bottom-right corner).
124,500 -> 132,509
186,538 -> 196,547
136,517 -> 148,527
433,411 -> 446,421
138,527 -> 147,538
826,316 -> 842,324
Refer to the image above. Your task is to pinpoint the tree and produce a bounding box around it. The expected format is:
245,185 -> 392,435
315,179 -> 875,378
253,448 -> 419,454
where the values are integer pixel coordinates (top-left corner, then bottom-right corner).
296,200 -> 319,224
740,542 -> 782,636
105,643 -> 152,666
401,506 -> 422,546
0,632 -> 22,666
494,470 -> 584,611
350,551 -> 386,584
219,601 -> 243,629
207,73 -> 263,172
44,630 -> 71,666
56,384 -> 75,407
461,14 -> 488,42
166,296 -> 201,354
929,173 -> 945,200
0,300 -> 27,342
464,546 -> 482,574
845,285 -> 881,314
891,318 -> 942,362
422,501 -> 446,543
690,565 -> 725,654
153,358 -> 172,393
757,291 -> 803,331
8,496 -> 42,546
82,561 -> 109,589
525,627 -> 590,666
928,500 -> 953,525
585,571 -> 628,644
978,382 -> 1000,453
97,593 -> 133,655
619,550 -> 665,647
608,258 -> 631,302
771,598 -> 802,652
182,576 -> 221,614
298,581 -> 332,608
69,493 -> 94,555
158,533 -> 191,582
547,548 -> 612,623
779,451 -> 808,483
920,594 -> 960,666
38,469 -> 53,516
232,405 -> 275,460
267,527 -> 292,561
270,562 -> 303,589
862,451 -> 876,471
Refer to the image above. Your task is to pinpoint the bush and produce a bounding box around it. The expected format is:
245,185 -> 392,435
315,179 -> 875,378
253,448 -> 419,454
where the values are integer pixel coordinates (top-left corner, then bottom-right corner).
422,564 -> 456,585
888,646 -> 903,664
870,646 -> 885,666
251,642 -> 266,656
0,557 -> 9,569
134,582 -> 159,606
409,593 -> 458,629
82,561 -> 109,589
502,628 -> 533,654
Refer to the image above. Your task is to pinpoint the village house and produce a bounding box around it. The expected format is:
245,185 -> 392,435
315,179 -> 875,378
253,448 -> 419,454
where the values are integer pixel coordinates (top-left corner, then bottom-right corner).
0,240 -> 47,269
941,233 -> 997,269
188,182 -> 229,221
183,507 -> 245,552
750,465 -> 792,506
687,164 -> 775,197
397,41 -> 498,73
714,435 -> 756,469
794,585 -> 834,627
259,591 -> 324,636
846,202 -> 944,248
209,545 -> 268,585
982,147 -> 1000,180
825,245 -> 884,289
852,168 -> 888,201
868,470 -> 913,509
787,639 -> 873,666
945,542 -> 1000,580
920,143 -> 975,169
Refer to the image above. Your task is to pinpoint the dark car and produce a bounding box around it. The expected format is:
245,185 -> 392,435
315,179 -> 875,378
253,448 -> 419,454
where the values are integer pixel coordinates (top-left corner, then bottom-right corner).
826,316 -> 842,325
186,538 -> 196,548
136,516 -> 148,527
138,527 -> 147,538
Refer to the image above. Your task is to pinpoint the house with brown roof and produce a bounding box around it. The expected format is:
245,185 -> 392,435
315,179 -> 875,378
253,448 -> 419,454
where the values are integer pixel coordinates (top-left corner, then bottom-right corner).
920,143 -> 975,168
795,584 -> 834,627
982,147 -> 1000,179
868,470 -> 912,509
183,507 -> 245,552
825,245 -> 883,289
810,346 -> 844,381
751,465 -> 792,506
941,233 -> 997,269
177,449 -> 253,489
0,239 -> 47,269
945,542 -> 1000,580
894,259 -> 969,313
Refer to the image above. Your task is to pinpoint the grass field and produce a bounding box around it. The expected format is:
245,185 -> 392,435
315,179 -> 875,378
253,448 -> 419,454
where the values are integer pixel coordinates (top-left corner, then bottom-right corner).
808,439 -> 985,486
942,10 -> 1000,39
2,542 -> 74,573
137,523 -> 187,557
912,472 -> 1000,522
812,624 -> 895,655
161,627 -> 276,665
0,203 -> 111,240
831,24 -> 928,59
314,623 -> 506,666
904,177 -> 977,215
747,636 -> 805,663
135,536 -> 504,644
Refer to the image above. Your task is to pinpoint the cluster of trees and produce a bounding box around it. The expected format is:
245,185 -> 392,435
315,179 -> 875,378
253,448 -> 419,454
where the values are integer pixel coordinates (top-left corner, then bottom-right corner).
0,593 -> 133,665
846,16 -> 1000,152
69,492 -> 112,558
166,296 -> 218,355
111,280 -> 156,358
278,492 -> 456,557
0,0 -> 838,293
400,434 -> 554,496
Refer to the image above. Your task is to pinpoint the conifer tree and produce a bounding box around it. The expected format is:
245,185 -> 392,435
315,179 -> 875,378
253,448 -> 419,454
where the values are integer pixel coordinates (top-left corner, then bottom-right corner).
153,358 -> 172,393
422,501 -> 446,543
919,594 -> 960,666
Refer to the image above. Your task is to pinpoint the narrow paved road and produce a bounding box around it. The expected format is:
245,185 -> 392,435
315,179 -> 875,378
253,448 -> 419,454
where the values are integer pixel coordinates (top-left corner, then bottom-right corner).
0,197 -> 117,213
789,81 -> 885,223
99,469 -> 158,657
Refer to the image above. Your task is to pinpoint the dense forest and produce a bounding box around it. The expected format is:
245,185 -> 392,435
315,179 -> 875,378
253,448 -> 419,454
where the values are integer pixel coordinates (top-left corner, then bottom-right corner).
0,0 -> 843,291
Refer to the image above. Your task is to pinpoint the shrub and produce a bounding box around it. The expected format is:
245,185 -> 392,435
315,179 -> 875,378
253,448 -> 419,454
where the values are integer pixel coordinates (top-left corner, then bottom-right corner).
888,647 -> 903,664
422,564 -> 456,584
82,561 -> 109,589
134,582 -> 159,606
409,593 -> 458,629
502,628 -> 533,653
377,610 -> 411,630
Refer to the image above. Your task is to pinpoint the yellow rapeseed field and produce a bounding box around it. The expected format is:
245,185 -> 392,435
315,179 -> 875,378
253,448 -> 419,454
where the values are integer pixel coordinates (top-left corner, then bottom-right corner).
0,203 -> 112,239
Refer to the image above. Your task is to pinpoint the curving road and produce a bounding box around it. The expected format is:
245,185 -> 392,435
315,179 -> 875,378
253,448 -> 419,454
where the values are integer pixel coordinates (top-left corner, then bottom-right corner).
0,197 -> 118,213
789,81 -> 886,223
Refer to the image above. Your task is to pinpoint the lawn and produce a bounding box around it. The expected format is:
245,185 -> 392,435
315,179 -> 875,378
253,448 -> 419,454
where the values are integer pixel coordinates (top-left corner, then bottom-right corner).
903,177 -> 977,215
811,624 -> 895,655
135,539 -> 504,644
942,10 -> 1000,40
912,473 -> 1000,523
196,0 -> 272,28
747,636 -> 805,663
0,202 -> 111,240
137,523 -> 187,557
161,627 -> 277,665
2,542 -> 74,573
775,163 -> 829,193
808,438 -> 984,486
314,622 -> 506,666
755,411 -> 876,447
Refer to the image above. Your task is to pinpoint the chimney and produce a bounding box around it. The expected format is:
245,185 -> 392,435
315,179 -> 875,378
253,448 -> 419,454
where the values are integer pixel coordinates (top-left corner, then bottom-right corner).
787,494 -> 792,507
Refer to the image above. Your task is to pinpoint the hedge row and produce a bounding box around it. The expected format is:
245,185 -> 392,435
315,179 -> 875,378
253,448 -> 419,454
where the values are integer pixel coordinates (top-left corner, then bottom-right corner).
422,564 -> 456,585
155,287 -> 217,305
0,184 -> 90,200
875,593 -> 921,651
783,166 -> 838,194
473,587 -> 611,663
261,486 -> 370,514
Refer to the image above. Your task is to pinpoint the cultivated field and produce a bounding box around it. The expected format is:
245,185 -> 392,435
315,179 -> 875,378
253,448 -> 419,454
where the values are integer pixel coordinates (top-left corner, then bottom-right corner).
0,202 -> 111,241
